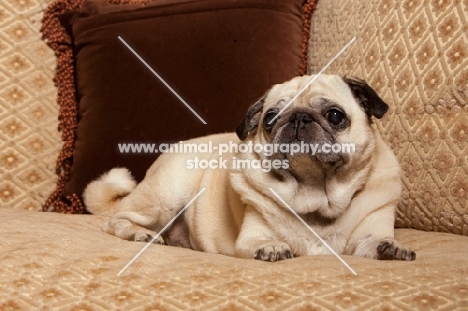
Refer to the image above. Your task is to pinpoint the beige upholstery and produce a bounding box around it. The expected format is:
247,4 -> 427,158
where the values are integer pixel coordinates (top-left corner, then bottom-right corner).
1,0 -> 467,309
0,0 -> 60,211
309,0 -> 468,235
1,209 -> 468,310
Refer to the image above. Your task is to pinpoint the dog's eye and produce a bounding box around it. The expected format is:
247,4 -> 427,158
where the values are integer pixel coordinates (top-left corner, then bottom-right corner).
263,112 -> 278,128
325,109 -> 345,126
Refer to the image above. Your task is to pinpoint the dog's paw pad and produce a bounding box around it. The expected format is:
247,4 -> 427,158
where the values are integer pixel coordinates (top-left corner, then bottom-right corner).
377,240 -> 416,261
254,245 -> 293,262
134,232 -> 165,244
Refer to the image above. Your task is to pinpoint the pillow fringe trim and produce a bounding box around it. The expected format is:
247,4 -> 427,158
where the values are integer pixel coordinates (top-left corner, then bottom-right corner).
300,0 -> 318,76
41,0 -> 151,213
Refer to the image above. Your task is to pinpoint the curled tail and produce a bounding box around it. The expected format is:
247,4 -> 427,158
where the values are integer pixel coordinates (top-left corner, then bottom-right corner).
83,168 -> 137,215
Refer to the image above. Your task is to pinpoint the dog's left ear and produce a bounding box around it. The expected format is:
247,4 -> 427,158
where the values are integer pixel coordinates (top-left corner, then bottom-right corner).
236,97 -> 265,141
342,76 -> 389,119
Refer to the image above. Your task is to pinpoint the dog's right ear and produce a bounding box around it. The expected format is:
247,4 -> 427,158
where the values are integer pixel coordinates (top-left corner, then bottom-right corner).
236,97 -> 265,141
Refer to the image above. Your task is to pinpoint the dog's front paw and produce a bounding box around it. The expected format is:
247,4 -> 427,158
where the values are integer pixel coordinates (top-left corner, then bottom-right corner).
377,238 -> 416,261
254,242 -> 293,262
134,232 -> 165,245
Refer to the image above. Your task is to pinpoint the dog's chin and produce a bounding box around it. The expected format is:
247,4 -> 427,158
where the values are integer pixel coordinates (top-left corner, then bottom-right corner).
264,148 -> 348,185
316,152 -> 346,169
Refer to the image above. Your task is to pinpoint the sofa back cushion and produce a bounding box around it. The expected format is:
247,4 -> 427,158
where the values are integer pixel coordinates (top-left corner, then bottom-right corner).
309,0 -> 468,235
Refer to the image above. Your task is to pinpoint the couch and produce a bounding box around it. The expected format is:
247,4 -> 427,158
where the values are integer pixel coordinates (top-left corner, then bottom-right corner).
2,209 -> 467,310
1,0 -> 467,309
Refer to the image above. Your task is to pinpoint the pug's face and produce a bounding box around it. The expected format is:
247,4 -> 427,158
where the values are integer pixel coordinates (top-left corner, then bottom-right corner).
236,74 -> 389,177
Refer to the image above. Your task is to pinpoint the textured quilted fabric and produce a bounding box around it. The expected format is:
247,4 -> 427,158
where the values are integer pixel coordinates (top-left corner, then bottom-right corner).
309,0 -> 468,235
0,0 -> 60,211
1,0 -> 468,309
1,209 -> 468,310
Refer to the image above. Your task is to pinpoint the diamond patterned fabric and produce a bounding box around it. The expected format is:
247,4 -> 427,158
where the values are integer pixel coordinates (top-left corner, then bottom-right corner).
1,0 -> 468,308
0,0 -> 60,211
1,209 -> 468,310
309,0 -> 468,235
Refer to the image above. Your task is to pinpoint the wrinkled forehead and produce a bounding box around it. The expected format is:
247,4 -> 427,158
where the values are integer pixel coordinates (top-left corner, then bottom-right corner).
265,74 -> 357,110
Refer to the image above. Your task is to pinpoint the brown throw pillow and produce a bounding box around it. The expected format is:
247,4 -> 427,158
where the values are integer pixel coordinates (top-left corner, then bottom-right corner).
42,0 -> 317,213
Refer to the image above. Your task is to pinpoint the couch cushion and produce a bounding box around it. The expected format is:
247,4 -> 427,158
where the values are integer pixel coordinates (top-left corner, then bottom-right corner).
41,0 -> 317,213
0,0 -> 59,212
1,209 -> 467,309
309,0 -> 468,235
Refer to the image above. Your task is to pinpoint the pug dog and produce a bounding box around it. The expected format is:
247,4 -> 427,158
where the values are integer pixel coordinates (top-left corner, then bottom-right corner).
84,74 -> 416,262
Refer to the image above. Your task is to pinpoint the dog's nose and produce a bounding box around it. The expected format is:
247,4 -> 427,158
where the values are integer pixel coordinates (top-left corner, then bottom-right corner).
290,112 -> 313,130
